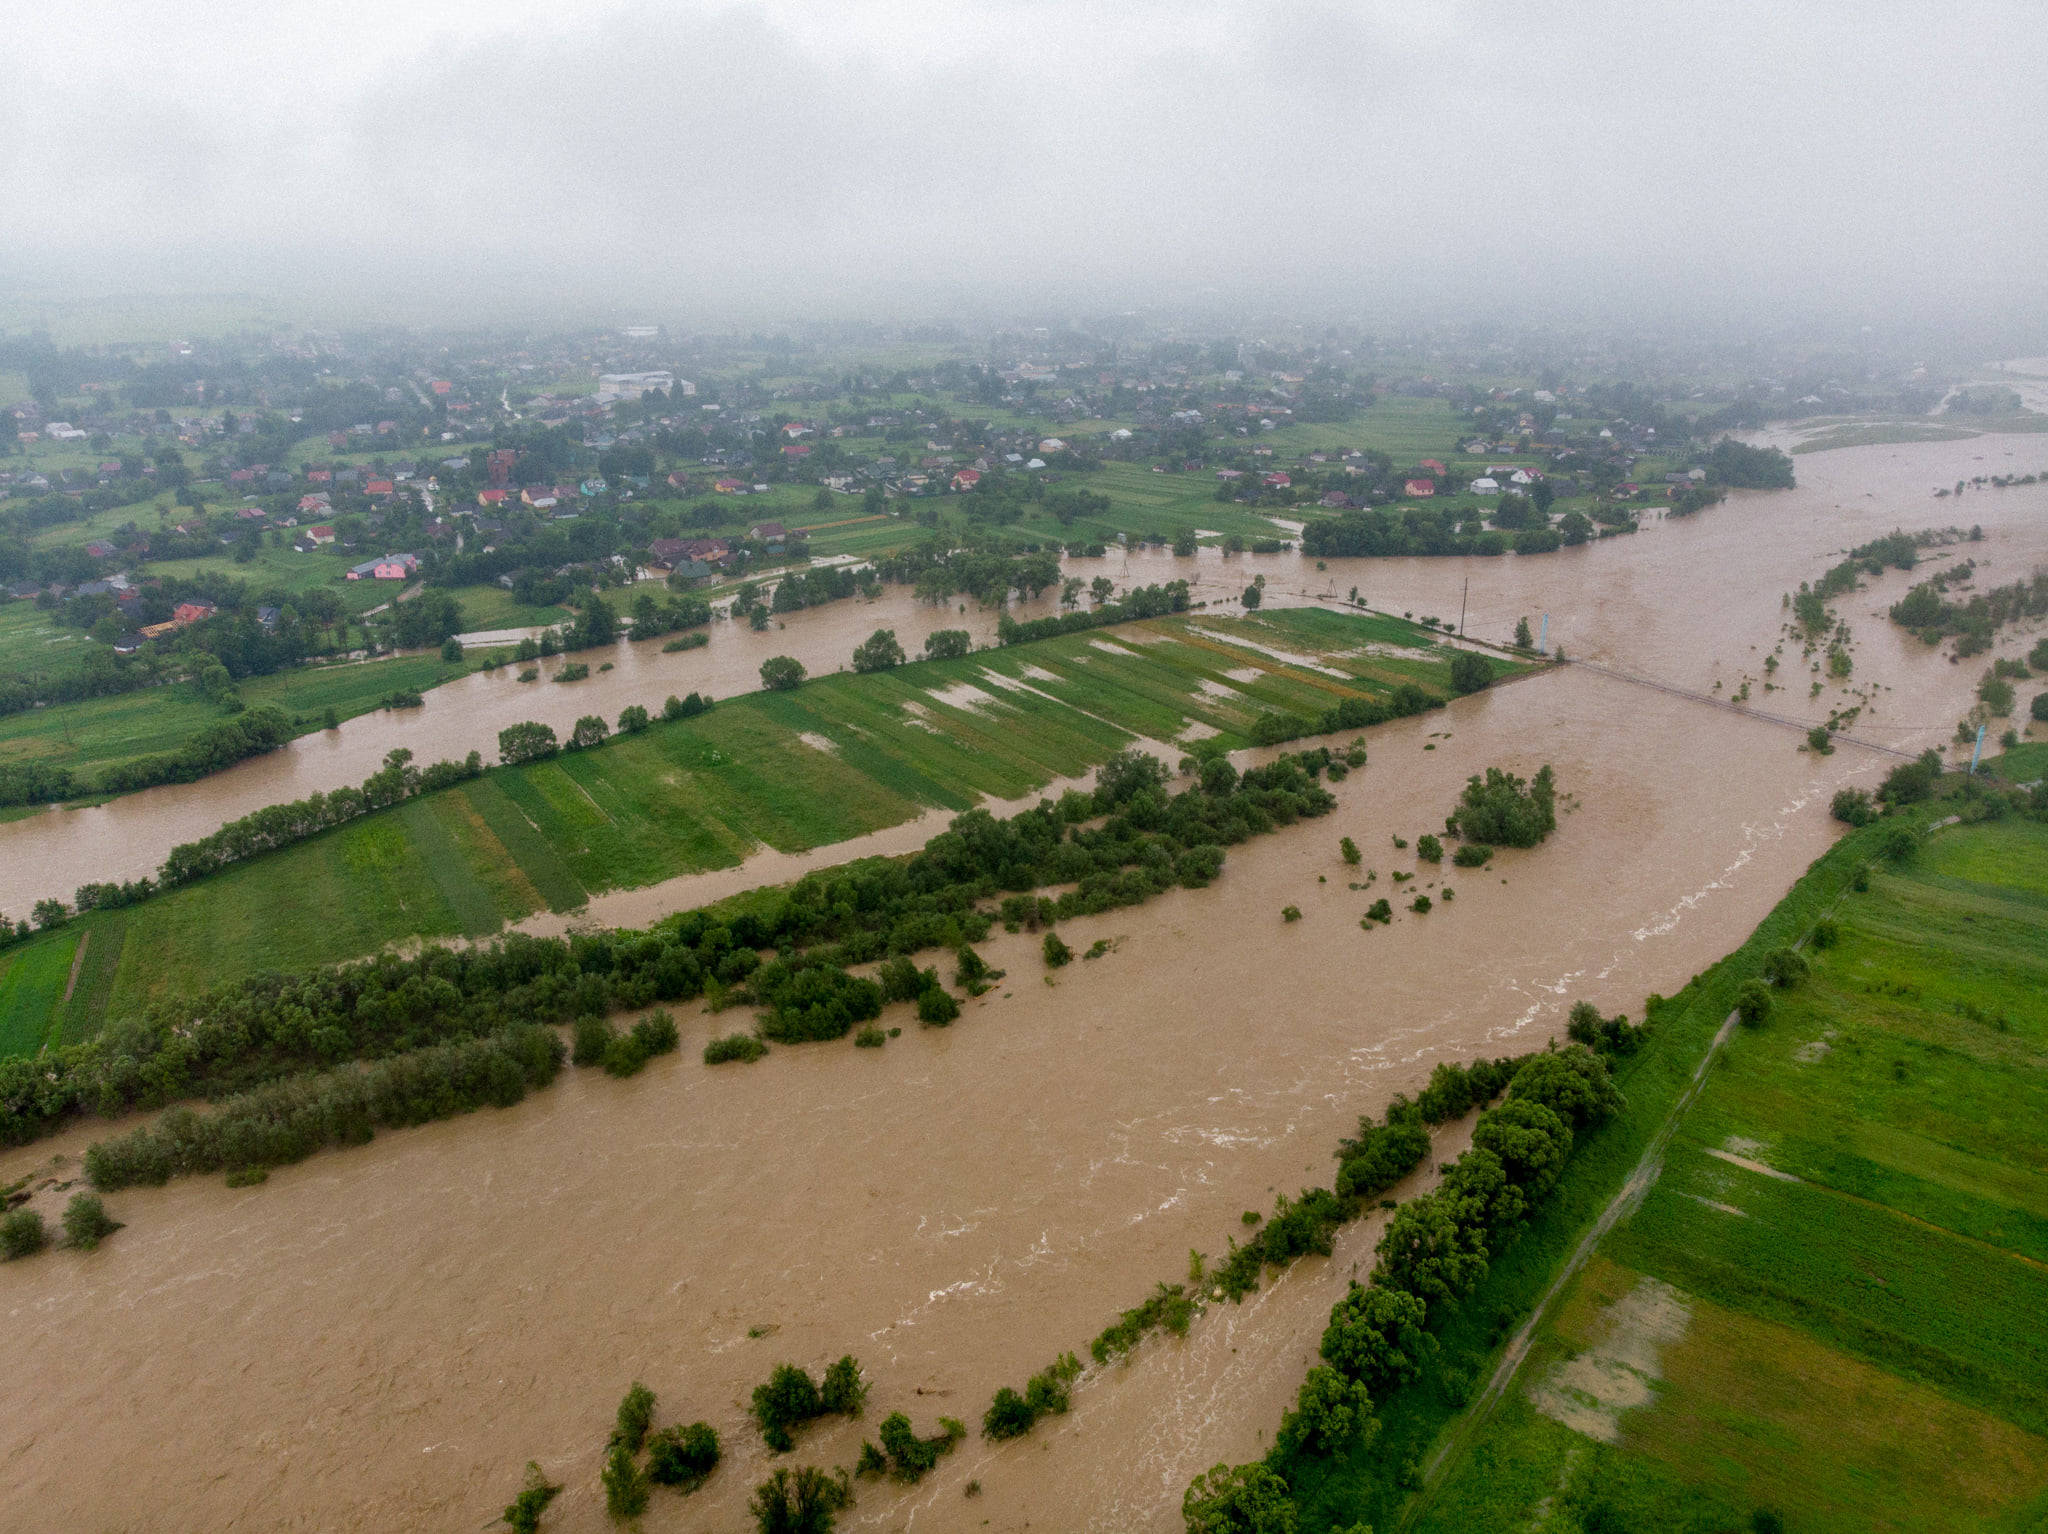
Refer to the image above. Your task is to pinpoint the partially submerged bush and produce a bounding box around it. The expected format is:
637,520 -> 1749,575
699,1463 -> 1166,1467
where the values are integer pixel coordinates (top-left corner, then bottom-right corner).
612,1382 -> 657,1454
877,1411 -> 965,1482
503,1462 -> 562,1534
1,1206 -> 48,1260
705,1033 -> 768,1065
602,1443 -> 650,1519
1451,842 -> 1492,868
647,1422 -> 720,1491
62,1192 -> 122,1250
747,1465 -> 850,1533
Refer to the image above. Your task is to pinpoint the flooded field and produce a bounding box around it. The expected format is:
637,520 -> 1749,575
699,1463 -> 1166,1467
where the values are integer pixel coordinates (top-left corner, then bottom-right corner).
2,430 -> 2046,1531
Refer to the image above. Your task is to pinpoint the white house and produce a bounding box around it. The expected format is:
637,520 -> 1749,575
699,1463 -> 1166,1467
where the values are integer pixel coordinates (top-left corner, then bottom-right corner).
1469,477 -> 1501,495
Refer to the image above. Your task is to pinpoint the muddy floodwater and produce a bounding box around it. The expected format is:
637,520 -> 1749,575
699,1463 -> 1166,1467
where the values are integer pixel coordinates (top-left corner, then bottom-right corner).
3,431 -> 2047,1532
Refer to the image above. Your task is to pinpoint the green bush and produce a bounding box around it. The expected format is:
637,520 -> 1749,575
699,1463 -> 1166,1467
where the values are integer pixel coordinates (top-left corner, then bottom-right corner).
612,1382 -> 657,1453
1736,978 -> 1774,1025
647,1422 -> 720,1490
747,1465 -> 850,1534
705,1033 -> 768,1065
1446,765 -> 1557,847
503,1462 -> 562,1534
1282,905 -> 1302,922
1883,823 -> 1919,862
1451,842 -> 1492,867
62,1192 -> 121,1250
1410,894 -> 1432,913
1831,787 -> 1877,826
1,1206 -> 48,1260
878,1411 -> 965,1481
1364,899 -> 1392,924
1449,650 -> 1494,694
853,1026 -> 885,1048
1416,834 -> 1443,863
2033,691 -> 2048,722
752,1364 -> 823,1452
602,1443 -> 650,1519
632,1010 -> 680,1056
572,1016 -> 615,1067
820,1355 -> 869,1417
1042,931 -> 1073,968
918,988 -> 961,1026
1340,836 -> 1361,865
1761,947 -> 1810,988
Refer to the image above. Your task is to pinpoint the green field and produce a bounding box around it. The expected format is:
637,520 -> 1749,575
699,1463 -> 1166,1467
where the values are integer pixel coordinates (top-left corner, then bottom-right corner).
0,652 -> 475,780
1417,811 -> 2048,1533
0,608 -> 1513,1048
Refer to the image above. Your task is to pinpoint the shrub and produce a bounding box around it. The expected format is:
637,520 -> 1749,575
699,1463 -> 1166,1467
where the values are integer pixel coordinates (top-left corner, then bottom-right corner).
62,1192 -> 121,1250
441,636 -> 464,663
498,720 -> 559,765
602,1443 -> 650,1519
632,1010 -> 680,1057
1830,787 -> 1876,826
1736,979 -> 1774,1025
851,629 -> 906,673
854,1025 -> 885,1048
1183,1462 -> 1298,1534
554,663 -> 590,683
612,1382 -> 657,1454
2034,691 -> 2048,722
760,656 -> 807,691
923,629 -> 971,660
820,1355 -> 868,1416
918,988 -> 961,1026
1879,757 -> 1937,805
705,1033 -> 768,1064
663,691 -> 712,719
1,1206 -> 48,1260
1409,894 -> 1432,913
747,1465 -> 850,1534
569,714 -> 609,748
1882,823 -> 1918,862
1363,899 -> 1392,924
647,1421 -> 721,1490
1042,931 -> 1072,967
1452,842 -> 1492,868
878,1411 -> 964,1482
1449,651 -> 1494,694
1807,725 -> 1833,753
1761,947 -> 1810,988
617,703 -> 651,733
1811,918 -> 1839,948
752,1364 -> 823,1452
503,1462 -> 563,1534
1340,836 -> 1361,865
953,944 -> 1003,996
1447,765 -> 1557,847
572,1016 -> 616,1067
1282,905 -> 1302,922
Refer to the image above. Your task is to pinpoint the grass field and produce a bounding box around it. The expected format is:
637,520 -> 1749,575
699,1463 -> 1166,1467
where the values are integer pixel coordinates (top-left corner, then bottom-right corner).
0,652 -> 475,778
0,608 -> 1509,1048
1416,811 -> 2048,1534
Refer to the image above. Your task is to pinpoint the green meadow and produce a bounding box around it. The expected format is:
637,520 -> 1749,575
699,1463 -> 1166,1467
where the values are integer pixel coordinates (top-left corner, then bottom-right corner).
1,608 -> 1506,1047
1416,809 -> 2048,1534
0,653 -> 476,780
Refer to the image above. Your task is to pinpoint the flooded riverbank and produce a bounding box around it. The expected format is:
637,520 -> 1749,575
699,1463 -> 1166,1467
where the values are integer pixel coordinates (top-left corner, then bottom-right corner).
2,430 -> 2046,1532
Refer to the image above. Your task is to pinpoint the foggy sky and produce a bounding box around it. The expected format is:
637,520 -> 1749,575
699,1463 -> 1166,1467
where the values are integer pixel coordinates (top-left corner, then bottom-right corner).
3,0 -> 2044,327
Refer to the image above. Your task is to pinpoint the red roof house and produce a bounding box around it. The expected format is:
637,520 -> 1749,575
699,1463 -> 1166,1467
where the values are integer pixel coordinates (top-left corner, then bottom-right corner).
1403,479 -> 1436,497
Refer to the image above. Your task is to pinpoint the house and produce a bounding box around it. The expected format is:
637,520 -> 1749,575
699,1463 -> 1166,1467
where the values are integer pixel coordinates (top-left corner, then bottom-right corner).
1419,458 -> 1447,475
308,525 -> 336,545
256,605 -> 281,631
665,471 -> 690,490
1469,477 -> 1501,495
138,620 -> 180,640
1403,479 -> 1436,498
748,522 -> 786,541
1216,468 -> 1244,481
713,478 -> 745,494
1319,491 -> 1351,509
345,553 -> 419,581
1262,472 -> 1291,488
950,469 -> 981,491
477,489 -> 508,506
781,422 -> 812,438
671,559 -> 714,583
298,493 -> 331,514
1508,469 -> 1535,486
307,469 -> 332,484
84,539 -> 118,559
364,479 -> 395,497
781,443 -> 810,458
173,601 -> 217,625
1038,437 -> 1067,452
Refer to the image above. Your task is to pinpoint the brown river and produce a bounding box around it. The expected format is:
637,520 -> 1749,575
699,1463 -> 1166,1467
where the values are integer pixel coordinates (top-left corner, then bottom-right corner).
3,429 -> 2046,1532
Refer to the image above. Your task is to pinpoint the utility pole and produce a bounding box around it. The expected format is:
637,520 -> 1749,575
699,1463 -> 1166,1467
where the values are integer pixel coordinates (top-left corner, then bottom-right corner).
1458,577 -> 1468,637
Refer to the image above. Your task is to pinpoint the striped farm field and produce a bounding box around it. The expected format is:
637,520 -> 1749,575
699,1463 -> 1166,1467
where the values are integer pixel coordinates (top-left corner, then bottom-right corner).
0,608 -> 1518,1046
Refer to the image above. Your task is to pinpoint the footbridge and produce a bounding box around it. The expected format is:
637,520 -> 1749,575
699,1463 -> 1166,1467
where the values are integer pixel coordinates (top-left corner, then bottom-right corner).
1562,657 -> 1922,760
